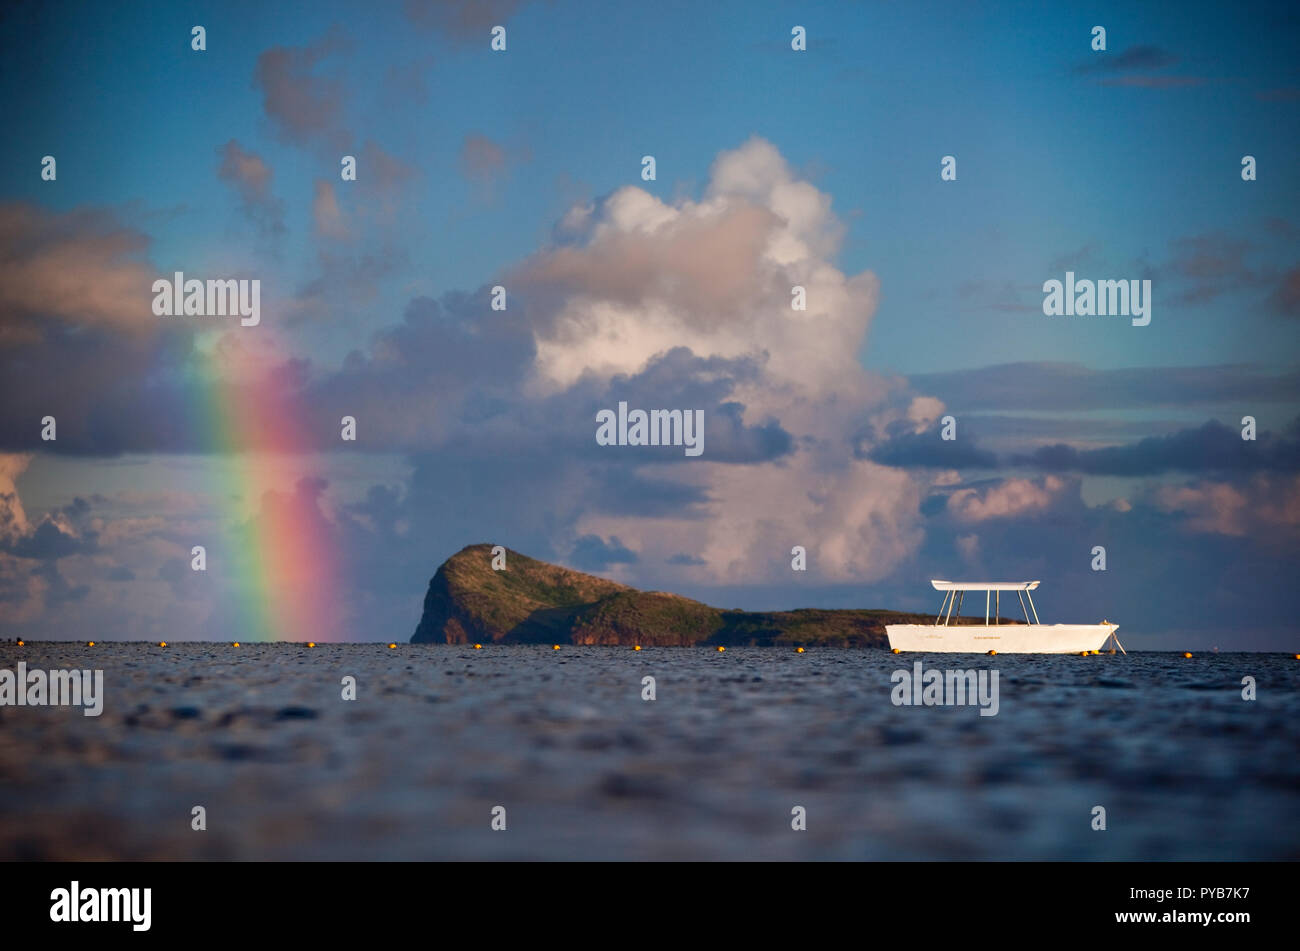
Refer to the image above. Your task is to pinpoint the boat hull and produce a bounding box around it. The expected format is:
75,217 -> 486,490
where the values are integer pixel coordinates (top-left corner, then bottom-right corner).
885,623 -> 1116,654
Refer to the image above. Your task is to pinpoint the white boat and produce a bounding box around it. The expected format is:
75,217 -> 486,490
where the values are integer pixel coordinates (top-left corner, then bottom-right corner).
885,580 -> 1120,654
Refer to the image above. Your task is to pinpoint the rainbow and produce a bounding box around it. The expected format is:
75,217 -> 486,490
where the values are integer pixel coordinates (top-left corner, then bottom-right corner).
194,335 -> 347,642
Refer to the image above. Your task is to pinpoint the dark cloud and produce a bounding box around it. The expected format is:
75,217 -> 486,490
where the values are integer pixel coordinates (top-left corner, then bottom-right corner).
909,362 -> 1300,412
570,534 -> 638,570
1017,417 -> 1300,475
8,517 -> 94,559
862,430 -> 998,469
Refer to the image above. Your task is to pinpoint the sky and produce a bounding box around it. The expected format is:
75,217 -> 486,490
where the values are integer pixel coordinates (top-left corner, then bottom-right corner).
1,0 -> 1298,648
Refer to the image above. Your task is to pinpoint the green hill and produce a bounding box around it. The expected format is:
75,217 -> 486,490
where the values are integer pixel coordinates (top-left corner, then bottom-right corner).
411,543 -> 985,647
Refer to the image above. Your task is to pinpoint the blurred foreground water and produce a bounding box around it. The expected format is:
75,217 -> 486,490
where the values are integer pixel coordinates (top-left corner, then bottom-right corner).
1,644 -> 1296,860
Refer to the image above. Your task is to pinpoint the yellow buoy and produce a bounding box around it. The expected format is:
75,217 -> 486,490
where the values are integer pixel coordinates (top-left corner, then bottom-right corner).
87,641 -> 95,647
1079,651 -> 1089,656
717,646 -> 726,652
159,641 -> 167,647
891,648 -> 901,654
1183,652 -> 1193,658
1090,650 -> 1100,655
634,645 -> 641,651
307,641 -> 316,648
232,642 -> 240,647
553,644 -> 560,650
988,650 -> 997,656
1294,654 -> 1300,660
16,640 -> 24,646
388,643 -> 397,649
474,643 -> 482,649
795,646 -> 804,653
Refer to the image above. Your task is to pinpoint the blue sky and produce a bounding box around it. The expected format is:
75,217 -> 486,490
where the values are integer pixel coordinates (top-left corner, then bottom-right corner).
1,0 -> 1298,648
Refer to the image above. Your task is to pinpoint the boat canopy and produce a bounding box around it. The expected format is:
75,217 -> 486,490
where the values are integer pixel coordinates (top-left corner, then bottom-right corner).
931,580 -> 1040,591
931,580 -> 1043,626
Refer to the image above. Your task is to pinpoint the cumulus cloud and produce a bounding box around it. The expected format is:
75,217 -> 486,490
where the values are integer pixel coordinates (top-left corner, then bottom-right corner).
0,204 -> 156,339
947,475 -> 1070,523
1152,474 -> 1300,540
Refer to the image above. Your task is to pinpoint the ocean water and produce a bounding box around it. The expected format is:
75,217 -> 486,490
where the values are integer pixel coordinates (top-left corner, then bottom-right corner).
1,643 -> 1296,860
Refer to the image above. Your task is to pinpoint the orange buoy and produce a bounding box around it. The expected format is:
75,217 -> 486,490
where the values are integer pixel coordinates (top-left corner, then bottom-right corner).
159,641 -> 167,647
16,640 -> 24,646
795,647 -> 804,653
1183,652 -> 1193,658
87,641 -> 95,647
232,642 -> 240,647
553,644 -> 560,650
634,645 -> 641,651
307,642 -> 316,648
717,646 -> 726,652
474,643 -> 482,649
988,650 -> 997,656
1079,651 -> 1089,656
388,643 -> 397,649
891,648 -> 901,654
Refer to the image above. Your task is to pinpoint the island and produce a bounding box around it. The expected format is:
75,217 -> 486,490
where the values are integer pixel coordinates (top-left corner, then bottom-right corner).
411,543 -> 1002,647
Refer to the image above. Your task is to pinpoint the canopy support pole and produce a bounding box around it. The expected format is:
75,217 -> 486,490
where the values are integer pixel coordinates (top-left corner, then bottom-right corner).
1025,589 -> 1041,625
1017,590 -> 1030,624
985,589 -> 990,625
936,590 -> 951,625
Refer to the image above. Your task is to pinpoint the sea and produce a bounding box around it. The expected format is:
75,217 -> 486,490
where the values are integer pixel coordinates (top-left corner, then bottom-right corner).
1,643 -> 1296,860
